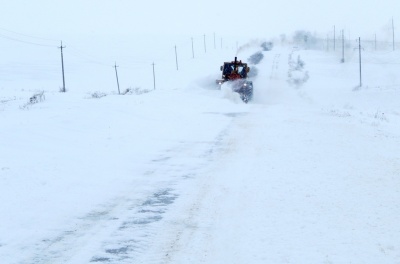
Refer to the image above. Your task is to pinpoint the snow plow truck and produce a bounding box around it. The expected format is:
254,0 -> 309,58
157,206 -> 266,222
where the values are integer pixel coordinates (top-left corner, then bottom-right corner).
216,57 -> 253,103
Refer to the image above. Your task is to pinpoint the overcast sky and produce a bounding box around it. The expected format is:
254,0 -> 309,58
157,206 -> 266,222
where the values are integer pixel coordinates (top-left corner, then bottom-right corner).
0,0 -> 399,42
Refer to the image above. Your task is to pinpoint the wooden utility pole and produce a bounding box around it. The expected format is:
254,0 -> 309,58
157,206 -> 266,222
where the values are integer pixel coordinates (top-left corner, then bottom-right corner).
174,45 -> 179,70
334,25 -> 336,51
341,30 -> 345,63
114,62 -> 120,94
58,41 -> 66,92
392,18 -> 395,51
327,34 -> 329,51
152,62 -> 156,90
358,37 -> 362,87
214,32 -> 216,49
203,34 -> 206,53
191,37 -> 194,58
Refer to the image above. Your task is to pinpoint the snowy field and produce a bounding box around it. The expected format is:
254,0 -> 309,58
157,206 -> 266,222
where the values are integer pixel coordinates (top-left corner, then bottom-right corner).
1,37 -> 400,263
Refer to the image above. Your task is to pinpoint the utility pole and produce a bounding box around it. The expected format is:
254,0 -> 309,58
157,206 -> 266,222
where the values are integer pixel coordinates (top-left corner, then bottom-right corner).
214,32 -> 216,49
58,41 -> 66,92
203,34 -> 206,53
358,37 -> 362,87
114,62 -> 120,94
341,30 -> 345,63
191,37 -> 194,58
327,34 -> 329,51
174,45 -> 179,71
152,62 -> 156,90
392,17 -> 395,51
334,25 -> 336,51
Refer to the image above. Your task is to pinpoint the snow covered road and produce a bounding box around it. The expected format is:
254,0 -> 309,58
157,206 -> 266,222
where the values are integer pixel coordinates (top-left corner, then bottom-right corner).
1,43 -> 400,263
154,103 -> 400,263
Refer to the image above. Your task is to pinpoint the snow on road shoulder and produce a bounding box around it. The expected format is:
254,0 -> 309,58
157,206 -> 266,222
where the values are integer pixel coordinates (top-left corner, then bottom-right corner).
139,46 -> 400,263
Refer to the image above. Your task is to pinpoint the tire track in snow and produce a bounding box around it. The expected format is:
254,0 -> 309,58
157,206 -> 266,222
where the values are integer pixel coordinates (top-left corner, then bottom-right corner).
269,53 -> 281,80
143,116 -> 246,264
23,114 -> 240,264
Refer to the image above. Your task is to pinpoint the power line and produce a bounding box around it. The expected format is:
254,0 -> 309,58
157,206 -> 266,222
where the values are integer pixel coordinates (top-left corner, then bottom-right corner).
0,27 -> 59,42
67,46 -> 113,67
0,32 -> 56,47
67,45 -> 152,68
